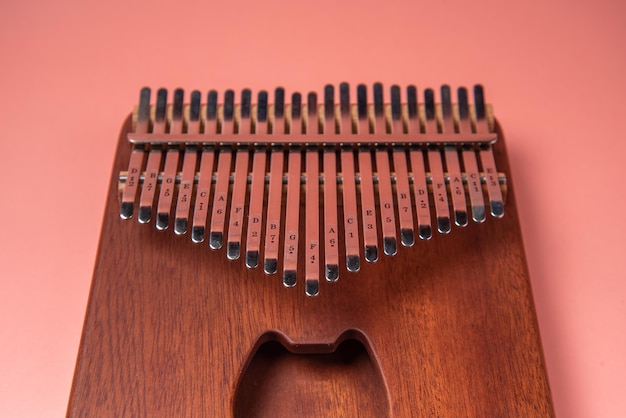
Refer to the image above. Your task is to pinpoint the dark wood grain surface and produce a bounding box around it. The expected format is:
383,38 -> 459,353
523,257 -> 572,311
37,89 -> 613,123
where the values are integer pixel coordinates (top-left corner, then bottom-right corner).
68,116 -> 554,417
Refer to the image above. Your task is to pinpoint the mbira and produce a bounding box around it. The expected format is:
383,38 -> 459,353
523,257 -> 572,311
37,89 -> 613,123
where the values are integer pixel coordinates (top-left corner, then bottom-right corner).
68,83 -> 554,417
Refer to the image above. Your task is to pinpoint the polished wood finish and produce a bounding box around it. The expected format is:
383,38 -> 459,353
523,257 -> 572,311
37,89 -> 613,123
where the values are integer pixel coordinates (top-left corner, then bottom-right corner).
68,116 -> 554,417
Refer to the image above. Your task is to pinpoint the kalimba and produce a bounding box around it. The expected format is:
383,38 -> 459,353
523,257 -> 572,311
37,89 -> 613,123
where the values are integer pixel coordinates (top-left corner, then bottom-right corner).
68,83 -> 554,417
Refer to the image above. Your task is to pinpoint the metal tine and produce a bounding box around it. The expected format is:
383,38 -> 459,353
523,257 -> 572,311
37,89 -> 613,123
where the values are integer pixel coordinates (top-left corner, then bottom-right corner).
174,90 -> 200,235
121,87 -> 151,219
189,90 -> 201,123
223,90 -> 235,123
406,86 -> 432,240
474,85 -> 504,218
305,91 -> 321,296
291,92 -> 302,122
406,86 -> 418,124
391,85 -> 415,247
325,84 -> 335,125
339,85 -> 359,272
458,87 -> 486,222
355,82 -> 369,125
136,87 -> 152,132
357,84 -> 368,121
440,85 -> 455,131
240,89 -> 253,129
339,82 -> 350,119
209,89 -> 235,249
373,83 -> 384,126
170,88 -> 184,130
441,85 -> 468,227
390,85 -> 402,123
191,90 -> 218,243
372,82 -> 383,132
357,84 -> 378,262
263,88 -> 287,274
154,88 -> 168,129
322,85 -> 341,281
257,90 -> 268,122
374,83 -> 397,256
474,84 -> 486,121
283,93 -> 302,287
138,88 -> 173,223
226,89 -> 252,260
274,87 -> 285,125
457,87 -> 472,131
205,90 -> 219,131
245,91 -> 269,268
154,89 -> 178,230
425,88 -> 451,234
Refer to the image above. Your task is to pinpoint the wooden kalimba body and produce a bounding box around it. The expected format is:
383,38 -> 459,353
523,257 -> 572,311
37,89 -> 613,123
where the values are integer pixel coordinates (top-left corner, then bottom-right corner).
68,84 -> 554,417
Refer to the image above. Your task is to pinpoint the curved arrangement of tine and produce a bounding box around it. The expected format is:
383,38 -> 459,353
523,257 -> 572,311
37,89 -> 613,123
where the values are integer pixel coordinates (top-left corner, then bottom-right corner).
119,83 -> 506,296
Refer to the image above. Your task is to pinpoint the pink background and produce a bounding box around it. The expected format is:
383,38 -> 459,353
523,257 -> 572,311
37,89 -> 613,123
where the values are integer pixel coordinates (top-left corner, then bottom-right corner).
1,0 -> 624,416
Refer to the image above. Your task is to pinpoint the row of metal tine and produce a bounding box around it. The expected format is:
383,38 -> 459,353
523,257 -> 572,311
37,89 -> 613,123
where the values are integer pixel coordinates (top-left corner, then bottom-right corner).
120,83 -> 505,296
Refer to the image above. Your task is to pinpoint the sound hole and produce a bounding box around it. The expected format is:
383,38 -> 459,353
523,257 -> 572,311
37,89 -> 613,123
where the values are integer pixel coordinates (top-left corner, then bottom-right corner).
234,339 -> 390,417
